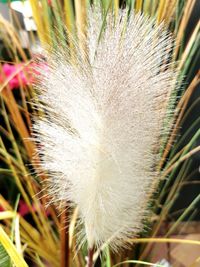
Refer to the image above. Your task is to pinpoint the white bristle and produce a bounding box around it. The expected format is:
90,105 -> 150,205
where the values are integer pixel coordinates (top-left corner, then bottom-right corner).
32,10 -> 178,250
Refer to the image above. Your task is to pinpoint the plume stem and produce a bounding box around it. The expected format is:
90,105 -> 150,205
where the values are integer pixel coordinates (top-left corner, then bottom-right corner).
60,211 -> 70,267
87,247 -> 94,267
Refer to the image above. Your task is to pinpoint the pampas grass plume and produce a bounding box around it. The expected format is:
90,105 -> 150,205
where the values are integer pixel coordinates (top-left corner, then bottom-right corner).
33,10 -> 178,253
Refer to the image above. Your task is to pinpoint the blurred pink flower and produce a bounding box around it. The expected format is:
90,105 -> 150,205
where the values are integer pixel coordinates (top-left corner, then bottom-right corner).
0,205 -> 4,212
18,200 -> 32,216
18,199 -> 50,217
0,62 -> 48,90
0,63 -> 30,89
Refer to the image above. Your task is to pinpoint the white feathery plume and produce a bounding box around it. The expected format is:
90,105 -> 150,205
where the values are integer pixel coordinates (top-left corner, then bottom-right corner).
32,10 -> 178,252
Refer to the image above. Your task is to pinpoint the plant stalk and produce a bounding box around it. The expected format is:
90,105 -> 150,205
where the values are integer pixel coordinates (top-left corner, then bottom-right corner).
87,247 -> 94,267
61,210 -> 70,267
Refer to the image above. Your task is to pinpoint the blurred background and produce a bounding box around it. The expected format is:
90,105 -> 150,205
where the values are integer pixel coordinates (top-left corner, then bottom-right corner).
0,1 -> 199,267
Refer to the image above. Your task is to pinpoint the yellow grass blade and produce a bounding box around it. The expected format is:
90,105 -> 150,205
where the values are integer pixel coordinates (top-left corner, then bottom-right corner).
69,207 -> 79,248
158,72 -> 200,170
113,260 -> 163,267
74,0 -> 87,54
157,0 -> 166,23
114,0 -> 119,17
29,0 -> 48,45
130,237 -> 200,246
0,226 -> 28,267
64,0 -> 75,38
163,0 -> 177,24
0,211 -> 15,220
135,0 -> 143,12
156,0 -> 177,24
15,215 -> 22,255
174,0 -> 196,58
162,146 -> 200,177
0,15 -> 28,61
179,21 -> 200,70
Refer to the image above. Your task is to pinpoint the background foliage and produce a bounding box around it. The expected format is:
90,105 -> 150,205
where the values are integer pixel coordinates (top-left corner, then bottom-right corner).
0,0 -> 199,266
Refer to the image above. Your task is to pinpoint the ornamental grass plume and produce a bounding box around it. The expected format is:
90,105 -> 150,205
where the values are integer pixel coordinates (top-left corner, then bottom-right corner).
33,10 -> 178,266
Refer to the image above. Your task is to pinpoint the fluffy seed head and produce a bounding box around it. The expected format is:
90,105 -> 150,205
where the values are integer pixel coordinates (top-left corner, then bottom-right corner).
33,10 -> 178,250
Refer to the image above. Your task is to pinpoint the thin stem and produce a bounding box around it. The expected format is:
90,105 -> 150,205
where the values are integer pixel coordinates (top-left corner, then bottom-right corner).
87,247 -> 95,267
61,210 -> 70,267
